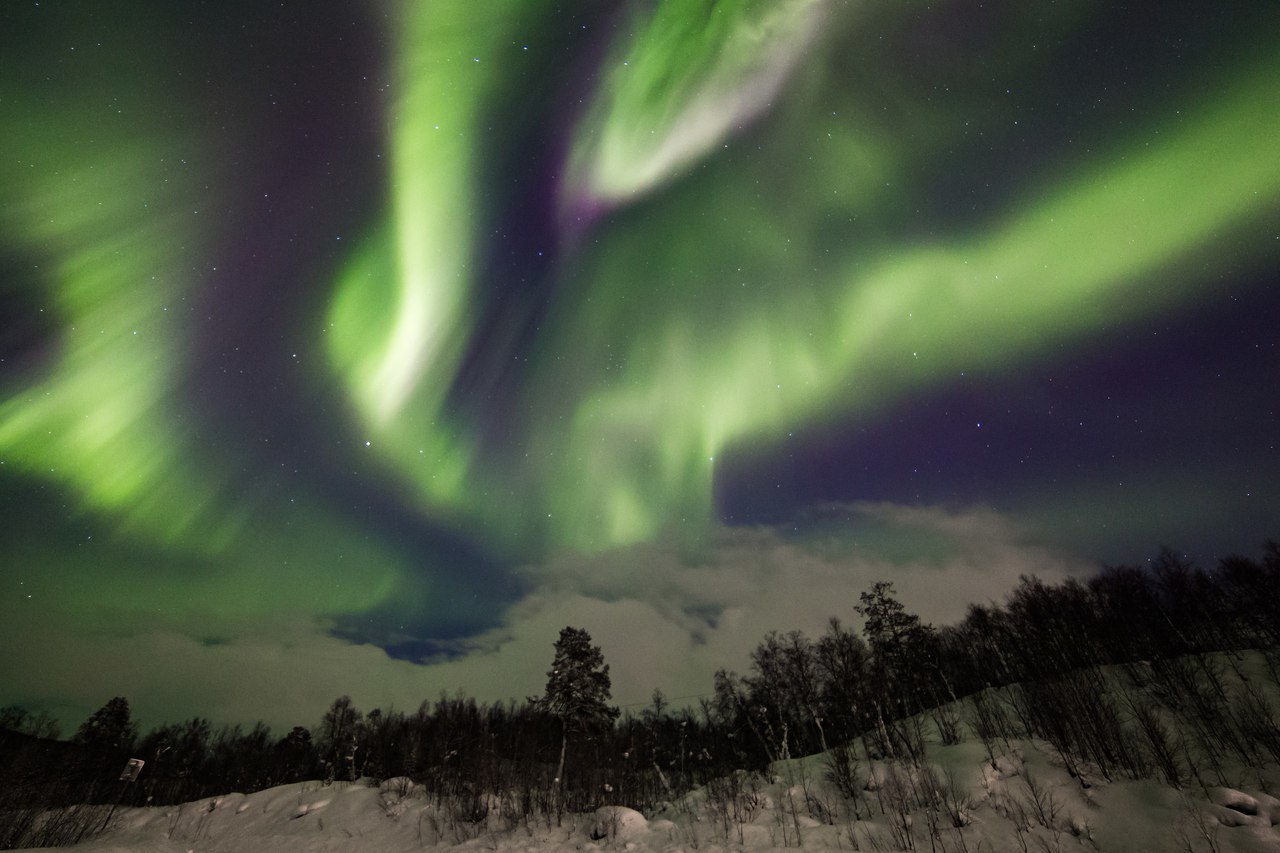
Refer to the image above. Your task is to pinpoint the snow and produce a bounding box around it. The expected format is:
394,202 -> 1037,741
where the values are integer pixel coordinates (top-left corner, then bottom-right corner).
13,652 -> 1280,851
17,739 -> 1277,852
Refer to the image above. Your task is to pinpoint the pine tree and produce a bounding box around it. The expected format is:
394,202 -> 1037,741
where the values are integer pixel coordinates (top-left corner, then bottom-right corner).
75,696 -> 138,753
855,581 -> 942,754
277,726 -> 316,782
855,581 -> 930,671
541,627 -> 618,797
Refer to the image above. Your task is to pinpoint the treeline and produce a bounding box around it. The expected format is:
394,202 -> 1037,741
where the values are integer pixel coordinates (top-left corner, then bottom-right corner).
3,542 -> 1278,831
719,544 -> 1280,767
2,681 -> 738,838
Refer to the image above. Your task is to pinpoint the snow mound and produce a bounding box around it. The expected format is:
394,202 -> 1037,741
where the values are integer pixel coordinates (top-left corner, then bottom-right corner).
1208,786 -> 1280,830
592,805 -> 647,840
378,776 -> 417,796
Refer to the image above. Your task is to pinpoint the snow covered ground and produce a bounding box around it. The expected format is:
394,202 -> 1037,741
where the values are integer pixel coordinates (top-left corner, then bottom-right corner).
17,734 -> 1279,852
14,651 -> 1280,851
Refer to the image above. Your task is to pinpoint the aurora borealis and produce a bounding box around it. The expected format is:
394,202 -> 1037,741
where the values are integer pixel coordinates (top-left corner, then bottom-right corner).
2,0 -> 1277,729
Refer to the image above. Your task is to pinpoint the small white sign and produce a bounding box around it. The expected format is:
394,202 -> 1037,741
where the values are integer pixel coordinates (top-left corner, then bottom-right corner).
119,758 -> 145,782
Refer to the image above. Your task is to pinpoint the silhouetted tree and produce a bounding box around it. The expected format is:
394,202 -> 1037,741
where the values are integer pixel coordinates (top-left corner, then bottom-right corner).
541,627 -> 618,799
137,716 -> 211,795
814,616 -> 871,740
318,696 -> 362,781
75,697 -> 137,753
748,630 -> 826,756
276,725 -> 317,782
856,582 -> 938,701
0,705 -> 61,740
1219,552 -> 1280,646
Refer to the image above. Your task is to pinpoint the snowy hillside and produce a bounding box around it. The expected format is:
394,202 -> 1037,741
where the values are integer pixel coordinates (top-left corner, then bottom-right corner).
20,686 -> 1280,845
17,741 -> 1279,852
19,650 -> 1280,853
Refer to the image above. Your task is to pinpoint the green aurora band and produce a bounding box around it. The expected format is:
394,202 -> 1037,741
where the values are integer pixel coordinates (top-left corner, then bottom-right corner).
1,0 -> 1278,636
0,9 -> 421,626
331,1 -> 1280,554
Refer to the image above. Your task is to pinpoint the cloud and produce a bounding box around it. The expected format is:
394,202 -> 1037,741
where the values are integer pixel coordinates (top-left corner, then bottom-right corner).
530,501 -> 1089,626
3,502 -> 1093,731
474,501 -> 1094,707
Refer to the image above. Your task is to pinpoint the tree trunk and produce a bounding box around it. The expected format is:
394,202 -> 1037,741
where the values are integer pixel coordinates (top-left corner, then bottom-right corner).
555,718 -> 567,820
556,729 -> 567,786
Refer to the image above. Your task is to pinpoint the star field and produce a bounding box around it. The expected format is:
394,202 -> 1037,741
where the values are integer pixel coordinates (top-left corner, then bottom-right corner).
1,0 -> 1277,728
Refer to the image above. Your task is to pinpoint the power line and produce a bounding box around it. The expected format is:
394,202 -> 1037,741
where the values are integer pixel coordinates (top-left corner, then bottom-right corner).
616,691 -> 716,709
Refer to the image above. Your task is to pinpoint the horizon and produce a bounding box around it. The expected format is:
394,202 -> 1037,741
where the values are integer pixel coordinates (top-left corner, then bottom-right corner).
12,532 -> 1275,736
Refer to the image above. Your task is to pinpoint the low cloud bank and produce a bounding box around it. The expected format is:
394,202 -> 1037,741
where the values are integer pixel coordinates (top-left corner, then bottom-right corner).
2,502 -> 1093,731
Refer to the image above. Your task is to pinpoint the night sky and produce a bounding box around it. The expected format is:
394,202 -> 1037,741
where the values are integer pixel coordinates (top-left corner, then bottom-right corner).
2,0 -> 1277,731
